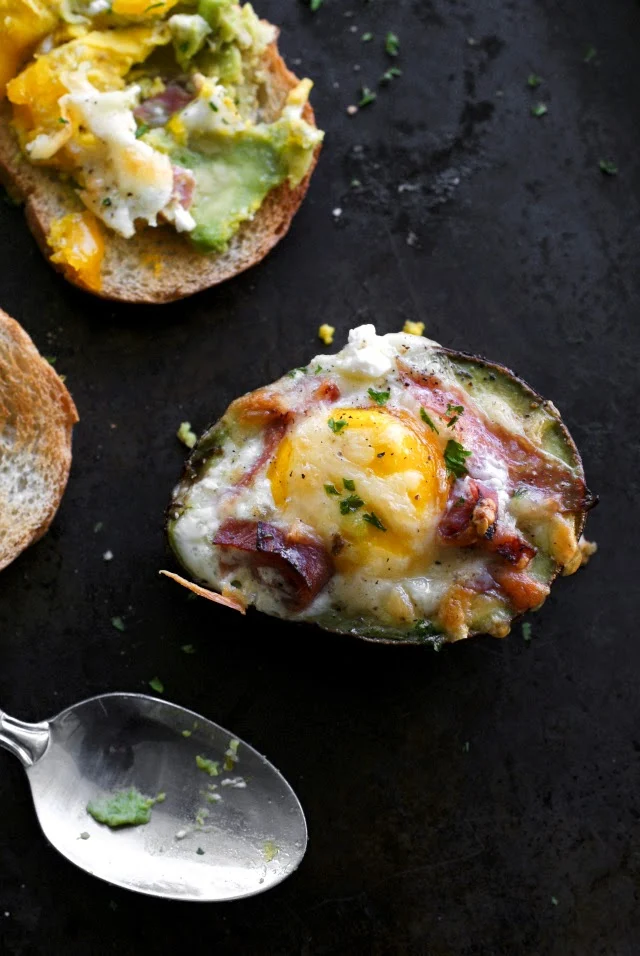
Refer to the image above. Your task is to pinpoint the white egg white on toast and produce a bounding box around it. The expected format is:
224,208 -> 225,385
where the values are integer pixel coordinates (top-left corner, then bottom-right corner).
166,326 -> 596,646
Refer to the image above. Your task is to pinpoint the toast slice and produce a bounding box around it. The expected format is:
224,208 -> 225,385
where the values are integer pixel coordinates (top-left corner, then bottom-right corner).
0,40 -> 320,305
0,309 -> 78,571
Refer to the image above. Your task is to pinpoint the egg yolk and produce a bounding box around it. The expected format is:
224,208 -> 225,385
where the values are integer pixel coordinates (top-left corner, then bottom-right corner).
0,0 -> 58,97
268,407 -> 449,578
47,211 -> 105,291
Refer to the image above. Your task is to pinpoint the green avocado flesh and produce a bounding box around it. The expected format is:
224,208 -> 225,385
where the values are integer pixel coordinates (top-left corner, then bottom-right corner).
86,788 -> 160,828
171,135 -> 286,253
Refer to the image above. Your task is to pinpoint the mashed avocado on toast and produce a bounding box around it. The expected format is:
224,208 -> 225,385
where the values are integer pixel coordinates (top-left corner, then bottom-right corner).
1,0 -> 323,295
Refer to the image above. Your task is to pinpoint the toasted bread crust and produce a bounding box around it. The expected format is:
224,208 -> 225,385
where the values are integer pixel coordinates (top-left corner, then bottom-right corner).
0,41 -> 321,304
0,309 -> 78,571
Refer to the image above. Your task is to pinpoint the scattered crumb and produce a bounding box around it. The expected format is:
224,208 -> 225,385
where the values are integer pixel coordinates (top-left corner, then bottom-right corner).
332,207 -> 342,219
220,776 -> 247,789
93,522 -> 103,533
346,104 -> 358,116
318,324 -> 335,345
103,550 -> 113,561
196,755 -> 220,777
406,231 -> 419,248
79,832 -> 90,840
177,421 -> 197,449
578,536 -> 598,566
403,320 -> 425,336
196,847 -> 205,855
263,840 -> 279,862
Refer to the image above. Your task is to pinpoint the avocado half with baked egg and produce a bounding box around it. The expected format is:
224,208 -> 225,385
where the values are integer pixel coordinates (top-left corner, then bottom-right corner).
166,326 -> 596,646
0,0 -> 323,302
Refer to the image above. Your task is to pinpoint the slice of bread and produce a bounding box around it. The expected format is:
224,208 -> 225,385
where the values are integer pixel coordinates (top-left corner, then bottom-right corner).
0,309 -> 78,571
0,39 -> 321,304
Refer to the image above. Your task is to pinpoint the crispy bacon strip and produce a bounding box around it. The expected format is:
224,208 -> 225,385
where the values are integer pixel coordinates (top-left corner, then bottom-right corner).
491,566 -> 550,613
214,519 -> 333,609
439,478 -> 537,569
401,363 -> 593,513
159,570 -> 246,614
235,416 -> 291,489
171,165 -> 196,209
134,84 -> 194,127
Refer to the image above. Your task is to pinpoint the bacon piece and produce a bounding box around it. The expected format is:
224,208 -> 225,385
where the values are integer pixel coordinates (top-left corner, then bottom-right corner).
401,363 -> 593,513
134,84 -> 194,128
314,380 -> 341,403
491,566 -> 550,613
235,415 -> 291,489
159,570 -> 246,614
439,478 -> 536,569
214,519 -> 333,609
171,165 -> 196,209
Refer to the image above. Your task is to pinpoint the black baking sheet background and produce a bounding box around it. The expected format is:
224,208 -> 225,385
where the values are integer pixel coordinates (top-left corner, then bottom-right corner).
1,1 -> 639,953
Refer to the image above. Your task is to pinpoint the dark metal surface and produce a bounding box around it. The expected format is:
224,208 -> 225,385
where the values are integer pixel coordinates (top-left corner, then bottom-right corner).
0,0 -> 638,952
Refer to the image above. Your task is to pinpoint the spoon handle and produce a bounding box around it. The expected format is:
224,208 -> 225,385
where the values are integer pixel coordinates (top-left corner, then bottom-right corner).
0,712 -> 50,766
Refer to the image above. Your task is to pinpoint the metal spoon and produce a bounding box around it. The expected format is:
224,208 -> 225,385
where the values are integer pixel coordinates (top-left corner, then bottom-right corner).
0,692 -> 307,901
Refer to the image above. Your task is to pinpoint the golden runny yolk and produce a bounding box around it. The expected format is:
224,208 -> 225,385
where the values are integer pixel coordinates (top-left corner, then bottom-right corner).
47,212 -> 105,291
268,406 -> 449,578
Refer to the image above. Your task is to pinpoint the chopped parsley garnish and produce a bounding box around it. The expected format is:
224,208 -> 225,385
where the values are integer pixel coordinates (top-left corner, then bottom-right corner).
583,45 -> 597,63
149,677 -> 164,694
512,487 -> 527,498
135,123 -> 150,139
309,0 -> 323,10
111,616 -> 125,632
196,847 -> 205,855
527,73 -> 542,88
361,31 -> 373,42
385,31 -> 400,56
102,197 -> 112,207
599,159 -> 618,176
446,402 -> 464,428
181,644 -> 196,654
522,621 -> 533,643
324,483 -> 340,496
363,511 -> 387,531
420,407 -> 439,433
340,494 -> 364,515
314,364 -> 323,374
144,2 -> 164,9
287,366 -> 307,377
343,478 -> 356,491
412,620 -> 445,649
462,741 -> 470,753
444,439 -> 472,478
531,102 -> 548,117
359,86 -> 377,107
381,67 -> 402,83
196,755 -> 219,777
58,117 -> 69,125
328,417 -> 348,433
224,738 -> 240,771
368,387 -> 390,405
209,102 -> 219,112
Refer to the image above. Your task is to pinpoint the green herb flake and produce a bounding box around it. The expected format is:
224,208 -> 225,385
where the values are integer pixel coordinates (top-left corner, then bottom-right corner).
45,355 -> 57,365
181,729 -> 192,737
224,738 -> 240,771
313,364 -> 324,374
209,101 -> 219,112
444,439 -> 472,478
230,580 -> 242,589
149,677 -> 164,694
358,86 -> 377,107
328,417 -> 348,434
93,522 -> 103,533
196,847 -> 205,855
512,487 -> 527,498
551,896 -> 559,906
363,511 -> 387,531
527,73 -> 543,88
111,616 -> 125,632
343,478 -> 356,491
531,102 -> 548,117
420,408 -> 439,434
385,31 -> 400,56
381,67 -> 402,83
135,123 -> 150,139
583,45 -> 597,63
102,197 -> 112,207
58,116 -> 69,125
287,366 -> 307,378
361,32 -> 373,42
340,494 -> 364,515
522,621 -> 533,643
368,387 -> 390,405
263,840 -> 279,862
310,0 -> 323,10
196,755 -> 220,777
181,644 -> 196,654
144,2 -> 164,10
324,483 -> 340,496
599,159 -> 618,176
87,788 -> 161,828
462,741 -> 470,753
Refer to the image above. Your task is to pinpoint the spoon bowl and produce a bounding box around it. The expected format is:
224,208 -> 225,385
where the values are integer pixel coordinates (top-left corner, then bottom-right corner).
0,693 -> 307,901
